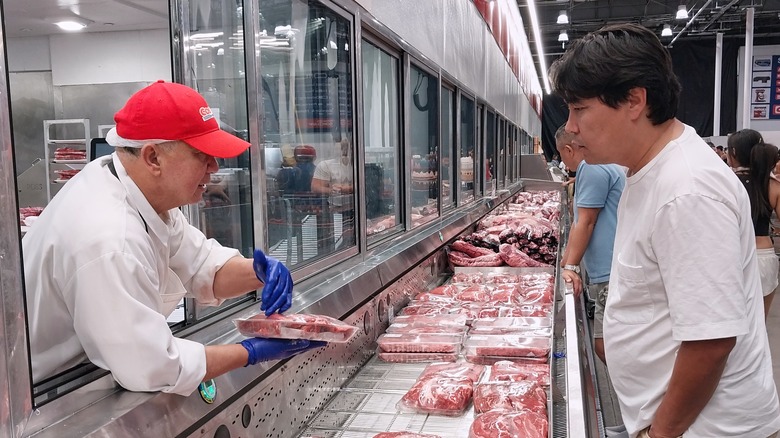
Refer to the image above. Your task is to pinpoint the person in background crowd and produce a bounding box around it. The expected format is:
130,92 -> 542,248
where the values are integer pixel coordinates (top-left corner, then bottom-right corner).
716,145 -> 728,164
312,138 -> 355,246
551,23 -> 780,438
557,124 -> 627,436
23,81 -> 324,396
726,129 -> 780,319
550,153 -> 561,168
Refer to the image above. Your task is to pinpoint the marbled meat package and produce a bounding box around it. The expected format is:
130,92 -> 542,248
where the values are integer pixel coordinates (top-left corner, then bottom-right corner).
234,313 -> 357,343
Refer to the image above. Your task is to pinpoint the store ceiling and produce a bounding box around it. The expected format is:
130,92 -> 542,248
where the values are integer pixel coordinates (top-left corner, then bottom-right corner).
518,0 -> 780,92
2,0 -> 168,38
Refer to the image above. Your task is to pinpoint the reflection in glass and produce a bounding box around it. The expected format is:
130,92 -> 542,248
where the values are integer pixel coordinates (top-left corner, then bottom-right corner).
497,118 -> 505,188
260,1 -> 355,265
409,66 -> 439,227
440,88 -> 454,210
362,42 -> 401,239
485,111 -> 495,193
459,96 -> 475,203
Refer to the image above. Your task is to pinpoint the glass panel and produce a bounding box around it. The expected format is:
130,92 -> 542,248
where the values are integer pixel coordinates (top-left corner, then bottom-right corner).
459,96 -> 475,204
497,119 -> 505,188
485,111 -> 495,193
188,0 -> 253,322
440,87 -> 454,210
409,65 -> 438,228
260,1 -> 355,265
362,41 -> 401,239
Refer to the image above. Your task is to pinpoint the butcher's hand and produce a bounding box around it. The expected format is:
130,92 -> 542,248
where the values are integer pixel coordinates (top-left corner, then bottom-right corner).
253,249 -> 293,316
241,338 -> 327,365
561,269 -> 583,296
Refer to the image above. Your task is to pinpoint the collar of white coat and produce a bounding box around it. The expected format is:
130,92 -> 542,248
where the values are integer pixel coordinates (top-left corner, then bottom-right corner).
109,154 -> 173,241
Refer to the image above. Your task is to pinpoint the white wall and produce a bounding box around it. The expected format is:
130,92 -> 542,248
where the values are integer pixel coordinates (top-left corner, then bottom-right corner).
8,30 -> 170,85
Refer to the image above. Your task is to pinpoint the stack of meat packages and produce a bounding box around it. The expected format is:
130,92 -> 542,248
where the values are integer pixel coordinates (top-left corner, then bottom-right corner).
398,272 -> 554,332
53,147 -> 86,161
377,314 -> 468,363
448,190 -> 560,268
468,361 -> 550,438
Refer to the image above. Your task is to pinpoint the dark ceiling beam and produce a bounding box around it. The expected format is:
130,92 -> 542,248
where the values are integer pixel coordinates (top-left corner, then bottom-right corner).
701,0 -> 743,30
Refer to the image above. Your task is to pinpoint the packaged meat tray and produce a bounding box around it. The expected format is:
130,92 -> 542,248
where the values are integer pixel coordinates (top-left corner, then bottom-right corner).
464,335 -> 551,359
468,409 -> 548,438
468,326 -> 552,337
233,313 -> 357,343
386,323 -> 468,335
399,304 -> 451,316
471,317 -> 551,329
377,352 -> 459,363
465,355 -> 549,365
397,362 -> 484,416
377,333 -> 463,353
487,361 -> 550,386
373,433 -> 442,438
473,381 -> 547,414
391,314 -> 468,328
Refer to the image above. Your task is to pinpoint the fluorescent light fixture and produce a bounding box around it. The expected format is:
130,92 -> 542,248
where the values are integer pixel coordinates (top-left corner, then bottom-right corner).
190,32 -> 224,41
558,30 -> 569,42
527,0 -> 552,94
676,5 -> 688,20
661,24 -> 673,37
557,10 -> 568,25
55,20 -> 87,31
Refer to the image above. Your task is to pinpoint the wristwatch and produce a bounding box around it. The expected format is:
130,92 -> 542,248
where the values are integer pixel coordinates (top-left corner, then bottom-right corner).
563,264 -> 580,274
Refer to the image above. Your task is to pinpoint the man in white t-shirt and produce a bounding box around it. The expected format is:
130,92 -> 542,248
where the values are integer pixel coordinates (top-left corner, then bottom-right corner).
312,139 -> 355,246
551,24 -> 780,438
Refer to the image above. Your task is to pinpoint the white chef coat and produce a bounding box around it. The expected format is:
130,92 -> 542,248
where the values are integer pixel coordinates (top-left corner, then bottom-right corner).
604,124 -> 780,437
23,154 -> 241,396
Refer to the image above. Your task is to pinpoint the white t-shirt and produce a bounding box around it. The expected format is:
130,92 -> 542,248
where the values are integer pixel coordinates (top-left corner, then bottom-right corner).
23,154 -> 240,396
313,158 -> 353,207
603,124 -> 780,437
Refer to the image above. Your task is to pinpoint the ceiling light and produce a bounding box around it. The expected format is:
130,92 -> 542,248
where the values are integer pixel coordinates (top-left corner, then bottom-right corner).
558,30 -> 569,42
527,0 -> 551,94
55,20 -> 87,31
557,10 -> 569,25
676,5 -> 688,20
661,24 -> 673,37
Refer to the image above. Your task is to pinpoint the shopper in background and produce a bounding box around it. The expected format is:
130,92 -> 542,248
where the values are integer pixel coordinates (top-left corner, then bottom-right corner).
23,81 -> 324,396
312,138 -> 355,247
726,129 -> 780,319
551,23 -> 780,438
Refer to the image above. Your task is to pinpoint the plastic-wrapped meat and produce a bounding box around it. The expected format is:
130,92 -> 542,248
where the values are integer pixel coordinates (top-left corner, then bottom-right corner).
490,361 -> 551,386
498,244 -> 549,268
489,285 -> 524,305
391,314 -> 469,328
414,292 -> 456,303
519,289 -> 553,305
469,326 -> 551,337
473,381 -> 547,414
233,313 -> 357,342
465,335 -> 551,360
377,333 -> 463,353
485,273 -> 520,284
469,409 -> 549,438
386,324 -> 468,335
378,352 -> 459,363
426,285 -> 460,297
456,285 -> 494,302
398,376 -> 475,416
472,317 -> 551,329
478,214 -> 510,229
504,305 -> 552,318
398,362 -> 484,416
448,251 -> 504,267
401,304 -> 451,316
450,272 -> 485,284
451,240 -> 497,258
373,433 -> 442,438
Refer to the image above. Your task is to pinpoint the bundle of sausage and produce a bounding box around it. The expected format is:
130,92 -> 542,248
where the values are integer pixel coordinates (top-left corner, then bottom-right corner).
233,313 -> 357,343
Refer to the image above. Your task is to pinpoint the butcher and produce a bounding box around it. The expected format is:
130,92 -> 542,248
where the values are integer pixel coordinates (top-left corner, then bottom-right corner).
23,81 -> 324,396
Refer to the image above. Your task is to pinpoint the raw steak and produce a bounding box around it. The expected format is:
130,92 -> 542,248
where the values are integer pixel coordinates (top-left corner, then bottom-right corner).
448,251 -> 504,267
490,361 -> 550,386
233,313 -> 357,342
378,352 -> 459,363
473,381 -> 547,414
469,409 -> 549,438
398,376 -> 475,416
498,244 -> 549,268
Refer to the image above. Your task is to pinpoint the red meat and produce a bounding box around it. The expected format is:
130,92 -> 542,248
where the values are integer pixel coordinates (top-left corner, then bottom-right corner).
451,240 -> 497,258
234,313 -> 356,342
469,409 -> 549,438
490,361 -> 550,386
398,376 -> 474,416
473,381 -> 547,414
448,251 -> 504,267
498,244 -> 549,268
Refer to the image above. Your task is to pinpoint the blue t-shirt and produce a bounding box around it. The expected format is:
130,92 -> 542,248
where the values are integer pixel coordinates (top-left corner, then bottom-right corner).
573,161 -> 625,284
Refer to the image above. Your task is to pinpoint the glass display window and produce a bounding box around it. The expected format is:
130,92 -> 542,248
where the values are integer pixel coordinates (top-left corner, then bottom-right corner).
362,40 -> 402,240
259,0 -> 356,266
409,65 -> 439,228
440,86 -> 455,211
459,95 -> 476,204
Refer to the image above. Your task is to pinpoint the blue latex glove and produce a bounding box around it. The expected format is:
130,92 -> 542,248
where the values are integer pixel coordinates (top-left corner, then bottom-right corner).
253,249 -> 293,316
240,338 -> 327,365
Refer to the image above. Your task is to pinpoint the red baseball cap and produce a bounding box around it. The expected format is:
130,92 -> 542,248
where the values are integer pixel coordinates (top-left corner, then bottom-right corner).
106,80 -> 250,158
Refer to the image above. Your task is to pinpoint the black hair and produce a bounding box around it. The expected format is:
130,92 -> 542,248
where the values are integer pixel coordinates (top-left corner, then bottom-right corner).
549,23 -> 681,125
727,129 -> 774,222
